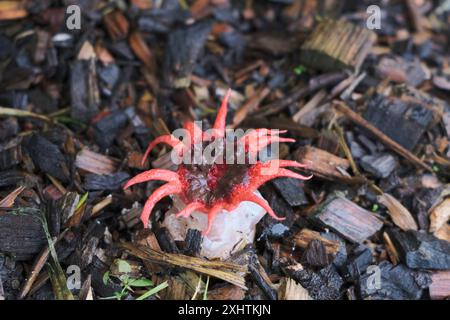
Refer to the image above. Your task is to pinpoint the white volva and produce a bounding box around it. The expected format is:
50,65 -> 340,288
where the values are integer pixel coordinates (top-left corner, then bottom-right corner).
162,192 -> 267,260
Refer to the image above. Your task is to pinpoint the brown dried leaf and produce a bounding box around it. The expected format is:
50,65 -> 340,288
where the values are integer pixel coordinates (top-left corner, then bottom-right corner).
378,193 -> 418,231
129,31 -> 154,70
0,186 -> 25,208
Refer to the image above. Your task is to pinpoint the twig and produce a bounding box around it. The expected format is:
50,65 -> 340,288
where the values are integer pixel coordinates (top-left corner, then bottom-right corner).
18,229 -> 69,299
404,0 -> 424,32
334,124 -> 360,176
334,102 -> 433,172
334,123 -> 384,195
254,71 -> 348,117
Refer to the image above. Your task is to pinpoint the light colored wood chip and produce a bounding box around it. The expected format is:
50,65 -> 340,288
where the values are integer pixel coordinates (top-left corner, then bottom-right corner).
278,278 -> 311,300
430,271 -> 450,300
429,198 -> 450,234
435,224 -> 450,242
75,148 -> 118,175
295,146 -> 351,181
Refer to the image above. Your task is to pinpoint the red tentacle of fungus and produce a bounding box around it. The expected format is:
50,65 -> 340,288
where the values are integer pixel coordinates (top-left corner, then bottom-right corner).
124,89 -> 312,235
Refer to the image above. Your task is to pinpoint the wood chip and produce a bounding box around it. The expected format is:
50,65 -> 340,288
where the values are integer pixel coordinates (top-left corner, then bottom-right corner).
311,195 -> 383,243
293,228 -> 340,256
435,224 -> 450,242
0,211 -> 46,261
429,197 -> 450,234
335,102 -> 433,172
430,271 -> 450,300
278,277 -> 312,300
300,19 -> 377,72
295,146 -> 351,181
0,136 -> 22,170
75,148 -> 118,175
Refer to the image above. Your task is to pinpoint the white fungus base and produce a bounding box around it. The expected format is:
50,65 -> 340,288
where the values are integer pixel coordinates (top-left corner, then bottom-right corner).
162,191 -> 267,260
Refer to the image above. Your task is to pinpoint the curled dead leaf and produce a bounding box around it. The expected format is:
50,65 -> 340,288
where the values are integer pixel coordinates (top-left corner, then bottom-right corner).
378,193 -> 418,231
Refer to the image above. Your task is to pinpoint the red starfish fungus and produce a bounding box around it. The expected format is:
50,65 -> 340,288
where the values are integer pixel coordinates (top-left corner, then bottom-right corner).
124,89 -> 312,235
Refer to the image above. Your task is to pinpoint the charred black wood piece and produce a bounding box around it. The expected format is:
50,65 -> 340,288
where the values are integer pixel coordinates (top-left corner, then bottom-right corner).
163,22 -> 212,88
0,211 -> 46,261
184,229 -> 202,257
24,134 -> 69,183
84,172 -> 130,191
339,245 -> 373,281
260,185 -> 295,239
363,94 -> 434,151
249,254 -> 277,300
359,261 -> 431,300
287,264 -> 344,300
0,254 -> 24,300
0,118 -> 19,142
388,229 -> 450,270
271,177 -> 308,207
85,256 -> 123,298
92,109 -> 129,149
0,170 -> 28,188
155,227 -> 180,254
70,59 -> 100,122
0,137 -> 22,170
360,153 -> 398,178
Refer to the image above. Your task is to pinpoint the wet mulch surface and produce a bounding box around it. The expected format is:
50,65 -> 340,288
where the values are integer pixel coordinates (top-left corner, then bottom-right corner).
0,0 -> 450,300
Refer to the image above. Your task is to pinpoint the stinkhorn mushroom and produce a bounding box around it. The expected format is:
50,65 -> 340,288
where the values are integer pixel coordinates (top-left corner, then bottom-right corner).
124,89 -> 312,235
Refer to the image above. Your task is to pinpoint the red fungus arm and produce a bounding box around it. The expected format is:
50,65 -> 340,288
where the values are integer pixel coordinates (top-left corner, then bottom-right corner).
140,182 -> 182,228
123,169 -> 179,189
212,89 -> 232,138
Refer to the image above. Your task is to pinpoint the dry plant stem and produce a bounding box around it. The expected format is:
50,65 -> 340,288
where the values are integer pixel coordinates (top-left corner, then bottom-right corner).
0,106 -> 51,122
19,230 -> 69,299
255,71 -> 347,117
334,102 -> 433,172
334,123 -> 384,195
334,123 -> 360,175
121,242 -> 248,289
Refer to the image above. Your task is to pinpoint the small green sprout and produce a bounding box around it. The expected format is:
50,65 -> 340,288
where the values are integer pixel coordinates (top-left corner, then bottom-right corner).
293,64 -> 307,75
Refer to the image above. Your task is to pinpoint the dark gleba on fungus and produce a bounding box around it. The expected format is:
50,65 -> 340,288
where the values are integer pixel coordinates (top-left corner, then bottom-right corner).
124,89 -> 312,235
